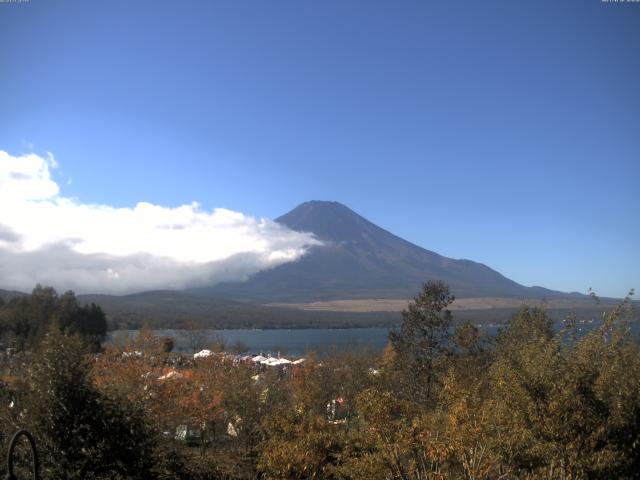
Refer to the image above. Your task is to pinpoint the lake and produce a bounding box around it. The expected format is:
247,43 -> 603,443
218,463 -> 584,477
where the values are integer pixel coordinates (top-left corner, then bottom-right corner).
109,319 -> 637,356
110,327 -> 393,356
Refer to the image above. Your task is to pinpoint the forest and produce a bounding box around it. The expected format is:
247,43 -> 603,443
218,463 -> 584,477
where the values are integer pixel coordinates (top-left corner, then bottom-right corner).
1,282 -> 639,479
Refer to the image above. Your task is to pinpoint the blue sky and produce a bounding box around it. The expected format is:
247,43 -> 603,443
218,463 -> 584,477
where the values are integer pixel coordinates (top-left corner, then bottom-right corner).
0,0 -> 638,297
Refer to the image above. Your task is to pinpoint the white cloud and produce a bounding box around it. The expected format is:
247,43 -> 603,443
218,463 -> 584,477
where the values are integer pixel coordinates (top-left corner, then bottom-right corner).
0,150 -> 319,294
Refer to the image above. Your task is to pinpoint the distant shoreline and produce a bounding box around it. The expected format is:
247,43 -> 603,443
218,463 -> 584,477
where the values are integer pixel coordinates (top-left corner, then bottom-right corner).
108,318 -> 640,356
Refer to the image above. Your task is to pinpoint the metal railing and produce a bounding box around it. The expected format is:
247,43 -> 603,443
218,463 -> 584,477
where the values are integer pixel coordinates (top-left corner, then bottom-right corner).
4,430 -> 39,480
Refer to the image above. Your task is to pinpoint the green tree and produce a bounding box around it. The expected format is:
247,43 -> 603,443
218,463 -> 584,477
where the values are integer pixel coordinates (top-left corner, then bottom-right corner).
0,286 -> 107,352
0,285 -> 58,349
20,327 -> 154,480
56,290 -> 107,352
389,280 -> 455,403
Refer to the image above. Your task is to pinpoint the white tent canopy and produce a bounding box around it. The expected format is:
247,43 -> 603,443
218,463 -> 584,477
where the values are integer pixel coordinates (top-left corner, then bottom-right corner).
194,349 -> 212,359
261,357 -> 291,366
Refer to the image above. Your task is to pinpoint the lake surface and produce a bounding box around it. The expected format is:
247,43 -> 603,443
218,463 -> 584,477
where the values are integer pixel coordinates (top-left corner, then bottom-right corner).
109,320 -> 638,356
110,328 -> 392,356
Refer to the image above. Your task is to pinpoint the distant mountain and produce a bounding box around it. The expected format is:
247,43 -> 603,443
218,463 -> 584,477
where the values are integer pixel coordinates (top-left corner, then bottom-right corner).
197,201 -> 577,302
0,288 -> 27,301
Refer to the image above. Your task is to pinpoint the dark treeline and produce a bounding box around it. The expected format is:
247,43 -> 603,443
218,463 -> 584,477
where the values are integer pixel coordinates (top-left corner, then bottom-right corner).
0,285 -> 107,352
1,281 -> 639,479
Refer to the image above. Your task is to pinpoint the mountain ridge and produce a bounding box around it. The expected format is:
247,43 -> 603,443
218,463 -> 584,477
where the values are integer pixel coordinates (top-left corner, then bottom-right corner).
198,200 -> 580,302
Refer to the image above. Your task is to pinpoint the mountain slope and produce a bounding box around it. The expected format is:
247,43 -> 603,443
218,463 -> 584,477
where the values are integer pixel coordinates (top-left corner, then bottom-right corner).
0,288 -> 27,301
200,201 -> 571,302
76,290 -> 397,329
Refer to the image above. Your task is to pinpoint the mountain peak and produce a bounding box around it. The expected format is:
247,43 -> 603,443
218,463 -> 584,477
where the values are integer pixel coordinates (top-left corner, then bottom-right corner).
275,200 -> 380,243
280,200 -> 354,218
301,200 -> 348,208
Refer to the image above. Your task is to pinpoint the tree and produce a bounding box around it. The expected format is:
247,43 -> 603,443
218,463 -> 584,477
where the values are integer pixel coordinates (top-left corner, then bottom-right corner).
231,340 -> 249,355
389,280 -> 455,403
440,367 -> 499,480
0,286 -> 107,352
20,327 -> 154,480
56,291 -> 107,352
0,285 -> 58,349
258,357 -> 349,479
160,336 -> 175,353
489,297 -> 640,478
345,384 -> 450,480
183,320 -> 210,354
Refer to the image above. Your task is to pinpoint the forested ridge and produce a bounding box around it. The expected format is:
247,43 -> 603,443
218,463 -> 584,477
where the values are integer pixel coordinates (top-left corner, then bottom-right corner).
1,282 -> 639,479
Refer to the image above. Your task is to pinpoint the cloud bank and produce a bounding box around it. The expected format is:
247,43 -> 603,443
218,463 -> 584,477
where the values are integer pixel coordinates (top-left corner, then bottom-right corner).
0,150 -> 319,294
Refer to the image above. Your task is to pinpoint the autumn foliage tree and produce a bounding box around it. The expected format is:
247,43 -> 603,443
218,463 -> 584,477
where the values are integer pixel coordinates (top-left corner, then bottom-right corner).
489,297 -> 640,479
